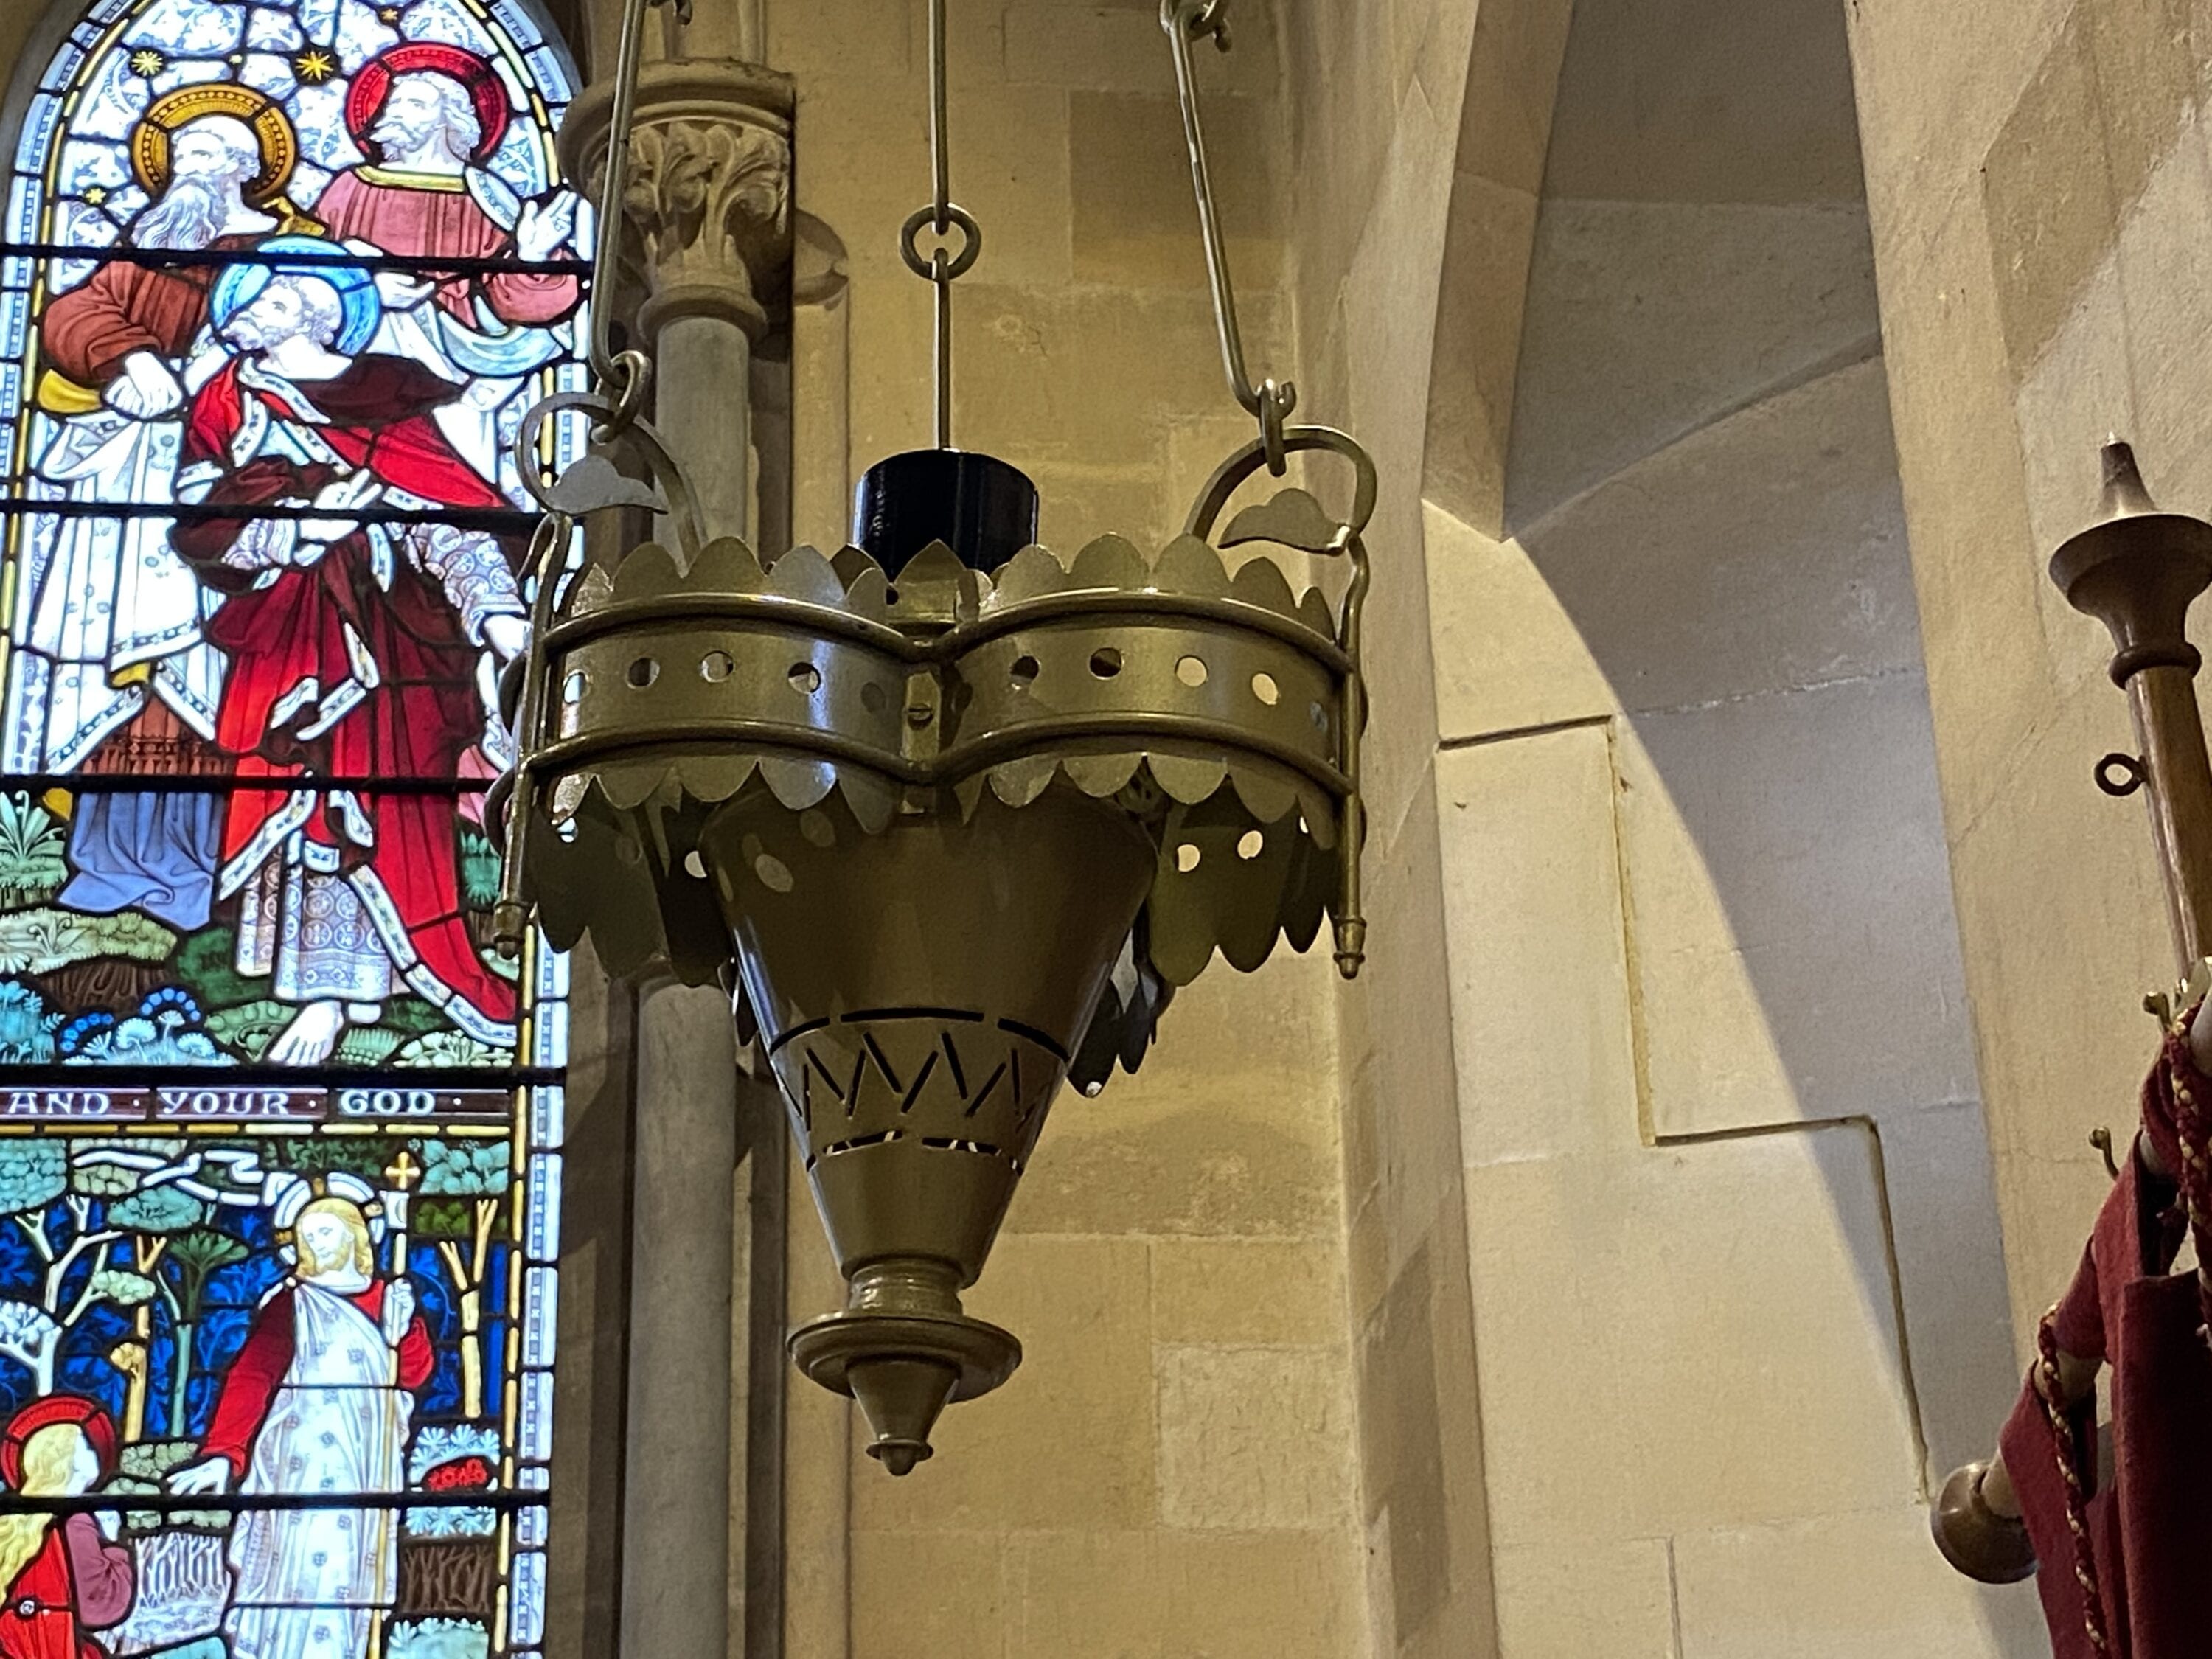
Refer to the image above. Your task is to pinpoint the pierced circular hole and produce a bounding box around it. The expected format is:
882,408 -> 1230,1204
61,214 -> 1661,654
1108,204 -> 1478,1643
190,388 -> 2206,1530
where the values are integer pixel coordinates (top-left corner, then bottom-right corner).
1090,647 -> 1123,679
754,853 -> 795,893
1175,844 -> 1201,874
1176,655 -> 1208,688
627,656 -> 659,689
883,585 -> 901,605
554,819 -> 580,844
700,651 -> 734,683
1237,830 -> 1265,860
684,850 -> 707,878
789,661 -> 822,695
561,669 -> 588,704
1011,655 -> 1040,688
1251,672 -> 1279,706
860,681 -> 889,714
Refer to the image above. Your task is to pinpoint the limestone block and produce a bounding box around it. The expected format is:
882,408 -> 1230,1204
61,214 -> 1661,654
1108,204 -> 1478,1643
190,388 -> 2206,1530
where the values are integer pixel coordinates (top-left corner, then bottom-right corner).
1842,0 -> 2073,268
1069,91 -> 1286,289
1943,685 -> 2175,1338
1007,955 -> 1340,1241
1355,1226 -> 1498,1654
1617,676 -> 1978,1137
1156,1343 -> 1357,1531
1338,83 -> 1458,844
853,1237 -> 1156,1530
1005,1 -> 1279,96
765,0 -> 911,80
1423,504 -> 1614,739
1023,454 -> 1178,554
1003,1529 -> 1362,1659
953,282 -> 1289,467
2112,114 -> 2212,495
1510,361 -> 1924,717
1164,1532 -> 1364,1659
1503,200 -> 1880,531
1978,7 -> 2120,378
1543,0 -> 1866,206
1338,766 -> 1472,1318
849,1527 -> 1007,1659
789,79 -> 1074,288
1856,190 -> 2056,832
1422,173 -> 1540,535
1672,1507 -> 2048,1658
1436,723 -> 1642,1164
1151,1238 -> 1347,1346
1875,1103 -> 2025,1481
1450,0 -> 1573,195
844,276 -> 937,478
1490,1537 -> 1676,1659
2011,251 -> 2138,697
1465,1129 -> 1924,1548
1281,0 -> 1402,329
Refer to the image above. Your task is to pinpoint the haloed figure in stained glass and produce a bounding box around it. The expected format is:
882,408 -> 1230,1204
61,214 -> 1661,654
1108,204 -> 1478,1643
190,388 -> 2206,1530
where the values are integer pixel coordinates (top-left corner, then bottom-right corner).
17,89 -> 310,931
317,44 -> 580,485
164,246 -> 529,1064
170,1180 -> 430,1659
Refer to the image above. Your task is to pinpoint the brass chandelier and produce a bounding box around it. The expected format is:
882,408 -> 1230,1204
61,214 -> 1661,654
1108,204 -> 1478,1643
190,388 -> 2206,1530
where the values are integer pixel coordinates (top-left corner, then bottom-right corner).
490,0 -> 1377,1474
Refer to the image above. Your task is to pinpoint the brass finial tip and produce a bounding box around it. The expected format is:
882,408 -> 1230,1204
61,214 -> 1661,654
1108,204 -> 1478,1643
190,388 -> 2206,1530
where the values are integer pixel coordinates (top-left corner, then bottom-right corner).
870,1440 -> 931,1478
2096,438 -> 2159,519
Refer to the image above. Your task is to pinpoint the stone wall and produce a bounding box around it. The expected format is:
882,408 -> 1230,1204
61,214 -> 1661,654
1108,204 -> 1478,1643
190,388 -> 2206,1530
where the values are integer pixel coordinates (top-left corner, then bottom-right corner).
762,2 -> 1369,1655
1301,0 -> 2044,1652
1846,0 -> 2212,1348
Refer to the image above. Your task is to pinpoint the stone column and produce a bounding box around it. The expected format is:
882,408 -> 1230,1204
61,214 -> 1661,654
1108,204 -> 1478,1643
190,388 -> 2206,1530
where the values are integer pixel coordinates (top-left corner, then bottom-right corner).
780,212 -> 852,1659
557,58 -> 793,1659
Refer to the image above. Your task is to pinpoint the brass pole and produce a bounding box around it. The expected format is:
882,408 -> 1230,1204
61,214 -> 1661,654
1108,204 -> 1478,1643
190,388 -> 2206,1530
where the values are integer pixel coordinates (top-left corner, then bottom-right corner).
2124,663 -> 2212,968
1933,439 -> 2212,1587
2047,442 -> 2212,968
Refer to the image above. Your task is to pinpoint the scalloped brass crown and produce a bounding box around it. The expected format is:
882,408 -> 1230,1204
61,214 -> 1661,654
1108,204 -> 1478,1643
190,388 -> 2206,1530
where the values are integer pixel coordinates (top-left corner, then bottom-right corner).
498,508 -> 1366,1470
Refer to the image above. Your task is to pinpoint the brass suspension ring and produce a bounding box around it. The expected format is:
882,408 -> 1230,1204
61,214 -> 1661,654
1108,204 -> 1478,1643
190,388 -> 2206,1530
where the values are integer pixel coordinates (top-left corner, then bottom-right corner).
900,204 -> 983,283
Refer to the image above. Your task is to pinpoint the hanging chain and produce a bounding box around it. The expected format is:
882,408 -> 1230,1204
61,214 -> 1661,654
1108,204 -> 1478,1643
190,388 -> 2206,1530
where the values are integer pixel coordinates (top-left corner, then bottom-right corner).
1162,0 -> 1295,473
900,0 -> 983,448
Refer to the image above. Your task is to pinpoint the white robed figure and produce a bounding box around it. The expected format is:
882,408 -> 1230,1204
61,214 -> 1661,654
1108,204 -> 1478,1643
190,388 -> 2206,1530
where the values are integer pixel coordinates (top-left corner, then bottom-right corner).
7,107 -> 288,777
171,1175 -> 434,1659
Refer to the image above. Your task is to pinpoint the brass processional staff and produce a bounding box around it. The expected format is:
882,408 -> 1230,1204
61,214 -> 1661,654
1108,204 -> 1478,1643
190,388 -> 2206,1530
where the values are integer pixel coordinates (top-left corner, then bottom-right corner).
1934,441 -> 2212,1659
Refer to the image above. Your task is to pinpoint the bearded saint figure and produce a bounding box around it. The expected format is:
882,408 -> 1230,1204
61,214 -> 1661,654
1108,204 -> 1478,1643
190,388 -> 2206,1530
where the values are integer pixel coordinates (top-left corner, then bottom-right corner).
14,94 -> 310,928
312,43 -> 580,485
166,244 -> 526,1064
171,1182 -> 431,1659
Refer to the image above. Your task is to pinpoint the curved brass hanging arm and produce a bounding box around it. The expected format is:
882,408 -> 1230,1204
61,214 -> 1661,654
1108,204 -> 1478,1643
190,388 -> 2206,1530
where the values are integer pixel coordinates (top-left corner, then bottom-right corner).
1161,0 -> 1297,473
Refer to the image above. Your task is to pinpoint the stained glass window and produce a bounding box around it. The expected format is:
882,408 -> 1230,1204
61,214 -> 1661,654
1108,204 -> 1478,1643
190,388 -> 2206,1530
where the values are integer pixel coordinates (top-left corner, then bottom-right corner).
0,1 -> 586,1655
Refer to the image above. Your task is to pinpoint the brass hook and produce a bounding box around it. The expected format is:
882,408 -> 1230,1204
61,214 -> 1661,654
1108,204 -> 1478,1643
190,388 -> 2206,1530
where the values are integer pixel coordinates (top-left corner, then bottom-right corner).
2090,1127 -> 2121,1182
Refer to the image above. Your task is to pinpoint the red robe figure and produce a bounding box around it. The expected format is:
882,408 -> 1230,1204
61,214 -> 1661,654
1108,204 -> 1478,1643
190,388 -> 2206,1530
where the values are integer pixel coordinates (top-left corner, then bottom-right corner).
319,43 -> 578,335
0,1397 -> 133,1659
170,247 -> 528,1065
314,44 -> 579,490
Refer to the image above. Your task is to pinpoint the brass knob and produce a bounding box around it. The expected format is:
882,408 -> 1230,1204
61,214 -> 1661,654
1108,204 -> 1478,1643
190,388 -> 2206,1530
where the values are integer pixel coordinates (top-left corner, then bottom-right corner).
1930,1461 -> 2036,1584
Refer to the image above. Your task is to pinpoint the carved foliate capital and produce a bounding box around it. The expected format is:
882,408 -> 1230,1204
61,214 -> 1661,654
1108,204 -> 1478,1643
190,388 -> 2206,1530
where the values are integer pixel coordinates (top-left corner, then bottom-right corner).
559,60 -> 795,342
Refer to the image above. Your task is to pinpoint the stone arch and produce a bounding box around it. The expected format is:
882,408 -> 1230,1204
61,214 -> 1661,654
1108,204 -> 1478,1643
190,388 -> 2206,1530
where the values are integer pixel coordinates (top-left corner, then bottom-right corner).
1415,0 -> 2036,1644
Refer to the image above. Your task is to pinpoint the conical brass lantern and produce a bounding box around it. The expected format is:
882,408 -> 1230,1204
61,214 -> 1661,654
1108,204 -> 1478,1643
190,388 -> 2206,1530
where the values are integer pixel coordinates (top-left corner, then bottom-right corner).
494,0 -> 1374,1472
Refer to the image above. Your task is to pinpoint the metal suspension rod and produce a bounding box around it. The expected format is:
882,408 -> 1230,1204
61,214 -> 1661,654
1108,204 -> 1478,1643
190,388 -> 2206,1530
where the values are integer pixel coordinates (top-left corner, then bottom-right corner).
898,0 -> 981,450
586,0 -> 689,427
1161,0 -> 1295,467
